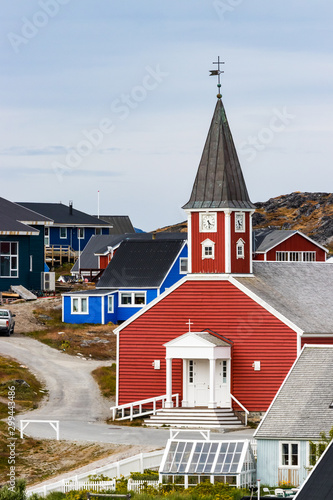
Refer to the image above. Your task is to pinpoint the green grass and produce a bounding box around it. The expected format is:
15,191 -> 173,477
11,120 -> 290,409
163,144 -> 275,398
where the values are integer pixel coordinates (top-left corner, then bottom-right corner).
91,364 -> 116,398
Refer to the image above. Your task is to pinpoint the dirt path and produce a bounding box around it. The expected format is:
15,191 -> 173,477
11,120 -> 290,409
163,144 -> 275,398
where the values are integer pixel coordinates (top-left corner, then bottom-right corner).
3,296 -> 62,333
0,335 -> 113,421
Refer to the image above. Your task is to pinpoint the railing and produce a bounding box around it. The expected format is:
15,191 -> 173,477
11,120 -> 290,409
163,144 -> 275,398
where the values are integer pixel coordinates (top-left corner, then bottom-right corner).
230,394 -> 249,426
111,394 -> 179,421
127,479 -> 160,493
45,245 -> 76,265
27,450 -> 164,497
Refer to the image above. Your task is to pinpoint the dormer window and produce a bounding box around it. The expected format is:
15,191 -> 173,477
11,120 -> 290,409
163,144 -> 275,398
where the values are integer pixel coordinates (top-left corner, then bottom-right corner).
201,239 -> 215,260
236,239 -> 245,259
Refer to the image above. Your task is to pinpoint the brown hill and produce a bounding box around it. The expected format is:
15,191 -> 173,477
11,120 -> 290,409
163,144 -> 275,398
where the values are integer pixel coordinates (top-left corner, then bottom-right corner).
154,192 -> 333,252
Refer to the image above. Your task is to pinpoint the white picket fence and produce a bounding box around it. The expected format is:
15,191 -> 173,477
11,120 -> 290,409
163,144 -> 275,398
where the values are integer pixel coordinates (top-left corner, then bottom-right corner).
27,450 -> 164,497
127,479 -> 160,492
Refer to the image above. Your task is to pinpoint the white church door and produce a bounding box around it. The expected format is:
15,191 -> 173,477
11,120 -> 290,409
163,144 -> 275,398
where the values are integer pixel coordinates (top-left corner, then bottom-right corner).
215,360 -> 231,407
187,359 -> 230,407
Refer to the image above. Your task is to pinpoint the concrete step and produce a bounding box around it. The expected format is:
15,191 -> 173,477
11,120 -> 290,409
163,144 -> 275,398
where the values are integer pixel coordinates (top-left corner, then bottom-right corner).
144,407 -> 244,429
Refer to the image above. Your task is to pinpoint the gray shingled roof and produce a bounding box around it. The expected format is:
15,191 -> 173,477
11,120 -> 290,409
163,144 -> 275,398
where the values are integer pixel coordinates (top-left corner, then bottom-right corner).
255,346 -> 333,440
183,99 -> 255,210
236,262 -> 333,334
97,215 -> 135,234
196,332 -> 231,347
253,229 -> 297,253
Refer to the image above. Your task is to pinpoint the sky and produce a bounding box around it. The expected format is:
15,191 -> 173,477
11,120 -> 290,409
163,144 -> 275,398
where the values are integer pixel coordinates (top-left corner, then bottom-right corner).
1,1 -> 333,231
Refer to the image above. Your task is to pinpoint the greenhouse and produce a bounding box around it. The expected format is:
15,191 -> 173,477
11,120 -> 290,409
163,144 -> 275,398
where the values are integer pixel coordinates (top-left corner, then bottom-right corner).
159,438 -> 256,489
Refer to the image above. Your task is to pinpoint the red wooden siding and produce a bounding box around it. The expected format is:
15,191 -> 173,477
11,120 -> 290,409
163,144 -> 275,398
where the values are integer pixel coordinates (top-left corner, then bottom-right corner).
253,253 -> 265,261
266,233 -> 326,261
191,212 -> 225,273
118,280 -> 298,411
99,255 -> 110,269
301,337 -> 333,348
230,212 -> 251,273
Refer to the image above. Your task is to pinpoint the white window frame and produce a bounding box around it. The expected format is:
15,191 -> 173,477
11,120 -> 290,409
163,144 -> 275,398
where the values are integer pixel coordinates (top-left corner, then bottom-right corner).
60,227 -> 67,239
236,238 -> 245,259
71,296 -> 89,314
78,228 -> 85,239
119,291 -> 147,307
0,241 -> 19,278
279,441 -> 300,468
201,238 -> 215,260
29,255 -> 33,272
276,251 -> 316,262
235,212 -> 245,233
95,228 -> 102,235
107,295 -> 114,313
180,258 -> 188,274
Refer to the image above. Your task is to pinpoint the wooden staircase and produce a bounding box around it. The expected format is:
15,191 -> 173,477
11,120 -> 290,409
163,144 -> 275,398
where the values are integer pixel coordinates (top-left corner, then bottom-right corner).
144,407 -> 244,429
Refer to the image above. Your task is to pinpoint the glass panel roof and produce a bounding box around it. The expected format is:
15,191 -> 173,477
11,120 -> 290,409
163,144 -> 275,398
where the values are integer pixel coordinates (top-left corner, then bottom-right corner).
160,440 -> 252,476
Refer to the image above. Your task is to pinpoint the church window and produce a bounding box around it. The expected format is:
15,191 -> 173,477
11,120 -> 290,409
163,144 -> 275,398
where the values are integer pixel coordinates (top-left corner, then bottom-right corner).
236,239 -> 245,259
189,360 -> 194,383
276,251 -> 316,262
201,239 -> 215,260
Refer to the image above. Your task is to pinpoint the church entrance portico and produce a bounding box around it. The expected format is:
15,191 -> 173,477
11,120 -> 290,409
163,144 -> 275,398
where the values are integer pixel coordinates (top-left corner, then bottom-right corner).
164,331 -> 232,409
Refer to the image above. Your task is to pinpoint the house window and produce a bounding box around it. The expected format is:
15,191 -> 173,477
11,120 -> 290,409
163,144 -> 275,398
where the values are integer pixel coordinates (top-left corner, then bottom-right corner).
308,441 -> 327,467
60,227 -> 67,239
108,295 -> 114,313
44,227 -> 50,246
95,228 -> 102,235
71,297 -> 88,314
276,251 -> 316,262
119,292 -> 146,307
280,442 -> 299,467
78,228 -> 85,239
201,239 -> 215,260
0,242 -> 18,278
180,258 -> 188,274
236,239 -> 245,259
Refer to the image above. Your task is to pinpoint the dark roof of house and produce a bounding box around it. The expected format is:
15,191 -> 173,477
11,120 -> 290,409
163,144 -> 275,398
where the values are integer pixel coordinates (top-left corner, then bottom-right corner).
97,239 -> 186,289
72,233 -> 187,273
254,345 -> 333,440
18,202 -> 110,226
97,215 -> 135,234
293,439 -> 333,499
236,262 -> 333,334
182,98 -> 255,210
0,197 -> 52,234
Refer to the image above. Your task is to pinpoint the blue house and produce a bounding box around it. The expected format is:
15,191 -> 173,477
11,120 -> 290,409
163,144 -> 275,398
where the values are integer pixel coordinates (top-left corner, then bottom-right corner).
19,202 -> 111,252
0,197 -> 53,292
62,237 -> 188,324
255,345 -> 333,488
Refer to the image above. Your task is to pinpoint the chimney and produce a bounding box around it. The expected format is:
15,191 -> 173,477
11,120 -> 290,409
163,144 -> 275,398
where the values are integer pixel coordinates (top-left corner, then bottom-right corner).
69,201 -> 73,215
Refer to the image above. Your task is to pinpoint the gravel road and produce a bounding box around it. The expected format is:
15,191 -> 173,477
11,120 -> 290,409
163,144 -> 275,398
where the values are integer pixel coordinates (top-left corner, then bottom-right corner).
0,335 -> 112,422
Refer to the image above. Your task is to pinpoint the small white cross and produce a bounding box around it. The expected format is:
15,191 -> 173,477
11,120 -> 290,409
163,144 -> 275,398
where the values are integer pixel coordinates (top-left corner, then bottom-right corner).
186,319 -> 194,332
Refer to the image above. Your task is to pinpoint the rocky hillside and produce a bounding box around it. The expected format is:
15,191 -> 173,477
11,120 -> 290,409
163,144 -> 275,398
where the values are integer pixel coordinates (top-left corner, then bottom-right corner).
154,192 -> 333,252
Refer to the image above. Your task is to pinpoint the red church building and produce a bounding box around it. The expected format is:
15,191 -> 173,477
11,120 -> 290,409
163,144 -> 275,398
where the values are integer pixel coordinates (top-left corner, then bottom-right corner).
113,93 -> 333,426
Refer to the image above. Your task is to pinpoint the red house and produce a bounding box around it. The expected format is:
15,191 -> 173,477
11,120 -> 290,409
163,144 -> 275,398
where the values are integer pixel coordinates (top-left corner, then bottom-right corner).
114,95 -> 333,426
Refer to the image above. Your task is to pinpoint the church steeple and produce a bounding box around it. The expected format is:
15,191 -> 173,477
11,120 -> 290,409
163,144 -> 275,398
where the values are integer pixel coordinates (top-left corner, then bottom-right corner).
183,82 -> 255,276
183,98 -> 255,211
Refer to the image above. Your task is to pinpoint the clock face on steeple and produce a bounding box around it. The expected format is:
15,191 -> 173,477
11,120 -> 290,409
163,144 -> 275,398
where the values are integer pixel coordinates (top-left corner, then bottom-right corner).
199,212 -> 217,232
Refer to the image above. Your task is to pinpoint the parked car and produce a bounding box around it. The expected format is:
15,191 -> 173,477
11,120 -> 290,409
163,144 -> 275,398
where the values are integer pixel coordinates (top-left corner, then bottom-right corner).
0,309 -> 15,336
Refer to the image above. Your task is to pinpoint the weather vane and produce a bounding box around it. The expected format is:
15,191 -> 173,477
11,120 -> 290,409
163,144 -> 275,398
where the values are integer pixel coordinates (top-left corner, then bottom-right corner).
210,56 -> 224,99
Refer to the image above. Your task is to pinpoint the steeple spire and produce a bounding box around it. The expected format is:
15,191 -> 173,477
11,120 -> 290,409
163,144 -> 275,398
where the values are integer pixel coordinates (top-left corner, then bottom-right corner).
183,98 -> 255,210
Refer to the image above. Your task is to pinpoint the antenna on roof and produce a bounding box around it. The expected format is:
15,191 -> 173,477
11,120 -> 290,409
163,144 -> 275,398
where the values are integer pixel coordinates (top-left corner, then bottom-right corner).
210,56 -> 224,99
97,190 -> 100,219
